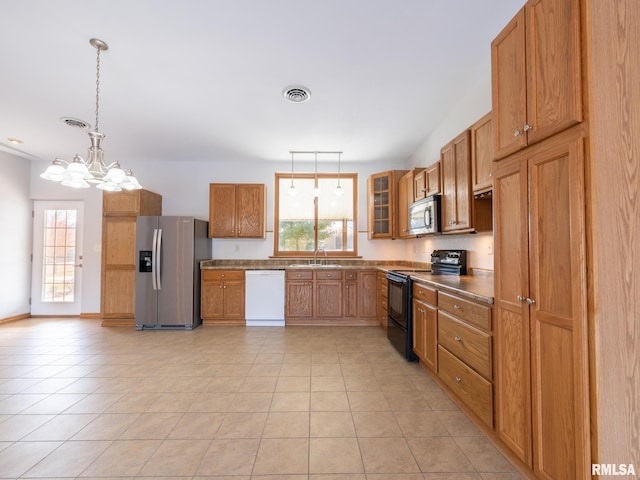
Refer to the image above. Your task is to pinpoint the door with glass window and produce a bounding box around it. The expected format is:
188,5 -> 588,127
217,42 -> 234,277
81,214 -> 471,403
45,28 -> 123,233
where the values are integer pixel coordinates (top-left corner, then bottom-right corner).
31,201 -> 84,315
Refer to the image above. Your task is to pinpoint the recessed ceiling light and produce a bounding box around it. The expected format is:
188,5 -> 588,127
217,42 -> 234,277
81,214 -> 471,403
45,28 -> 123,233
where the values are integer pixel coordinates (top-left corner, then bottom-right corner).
59,116 -> 91,130
282,85 -> 311,103
7,137 -> 23,145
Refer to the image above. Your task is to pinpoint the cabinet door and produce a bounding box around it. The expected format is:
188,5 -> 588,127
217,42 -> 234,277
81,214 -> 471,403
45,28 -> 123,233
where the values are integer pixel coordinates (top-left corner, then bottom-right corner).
101,217 -> 137,318
525,0 -> 582,146
368,172 -> 392,239
209,184 -> 236,238
413,299 -> 427,361
357,270 -> 378,318
471,112 -> 494,193
315,280 -> 343,318
425,162 -> 441,196
201,281 -> 225,319
223,280 -> 245,319
413,169 -> 426,201
236,184 -> 266,238
286,281 -> 313,318
344,280 -> 358,318
492,8 -> 528,159
493,155 -> 532,465
441,131 -> 472,232
397,171 -> 413,238
528,133 -> 588,480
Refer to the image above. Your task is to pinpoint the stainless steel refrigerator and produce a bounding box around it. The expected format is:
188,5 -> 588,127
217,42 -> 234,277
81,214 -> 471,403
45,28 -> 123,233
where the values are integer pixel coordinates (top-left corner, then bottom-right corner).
135,216 -> 211,330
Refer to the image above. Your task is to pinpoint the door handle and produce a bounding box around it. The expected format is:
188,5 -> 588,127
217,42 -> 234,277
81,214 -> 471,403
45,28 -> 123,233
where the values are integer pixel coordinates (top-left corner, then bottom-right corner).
151,228 -> 158,291
156,228 -> 163,290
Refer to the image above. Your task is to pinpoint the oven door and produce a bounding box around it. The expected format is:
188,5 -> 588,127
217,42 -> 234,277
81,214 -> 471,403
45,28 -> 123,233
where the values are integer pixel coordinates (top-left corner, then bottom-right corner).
387,274 -> 408,329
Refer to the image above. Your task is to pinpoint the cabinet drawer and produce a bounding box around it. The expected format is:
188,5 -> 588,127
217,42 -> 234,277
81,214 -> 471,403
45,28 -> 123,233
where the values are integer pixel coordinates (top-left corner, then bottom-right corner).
286,270 -> 313,280
413,282 -> 437,305
344,270 -> 357,281
315,270 -> 343,280
202,269 -> 245,281
438,346 -> 493,427
438,311 -> 492,380
438,291 -> 491,331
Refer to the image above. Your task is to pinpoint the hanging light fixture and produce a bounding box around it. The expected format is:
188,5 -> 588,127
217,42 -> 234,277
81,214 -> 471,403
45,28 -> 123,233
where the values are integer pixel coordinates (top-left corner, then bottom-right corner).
334,152 -> 344,196
287,151 -> 297,196
311,151 -> 320,197
40,38 -> 141,191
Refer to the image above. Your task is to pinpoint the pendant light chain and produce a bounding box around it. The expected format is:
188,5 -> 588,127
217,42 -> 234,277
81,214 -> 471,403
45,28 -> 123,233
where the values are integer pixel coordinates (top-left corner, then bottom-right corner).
95,44 -> 101,133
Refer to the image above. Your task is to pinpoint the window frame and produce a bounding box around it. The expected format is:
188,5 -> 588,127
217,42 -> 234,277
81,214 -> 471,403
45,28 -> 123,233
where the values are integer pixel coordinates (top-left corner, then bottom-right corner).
273,172 -> 358,258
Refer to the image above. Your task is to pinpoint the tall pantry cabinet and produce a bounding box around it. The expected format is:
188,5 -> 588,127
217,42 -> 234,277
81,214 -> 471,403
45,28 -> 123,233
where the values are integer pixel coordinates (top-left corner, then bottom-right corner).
491,0 -> 589,478
101,190 -> 162,326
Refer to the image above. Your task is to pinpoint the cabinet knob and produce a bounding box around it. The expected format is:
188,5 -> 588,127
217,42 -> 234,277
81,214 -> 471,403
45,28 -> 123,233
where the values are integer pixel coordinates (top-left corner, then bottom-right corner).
526,297 -> 536,305
453,304 -> 461,310
455,376 -> 462,383
516,295 -> 525,302
454,336 -> 462,342
523,124 -> 532,132
513,128 -> 523,137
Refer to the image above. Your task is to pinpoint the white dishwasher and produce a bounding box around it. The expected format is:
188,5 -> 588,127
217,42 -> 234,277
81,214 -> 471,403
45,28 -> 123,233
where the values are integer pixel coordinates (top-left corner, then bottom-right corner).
245,270 -> 285,326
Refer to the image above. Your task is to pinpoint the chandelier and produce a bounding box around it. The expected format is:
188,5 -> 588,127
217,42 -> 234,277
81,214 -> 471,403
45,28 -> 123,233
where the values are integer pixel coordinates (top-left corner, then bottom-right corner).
40,38 -> 142,191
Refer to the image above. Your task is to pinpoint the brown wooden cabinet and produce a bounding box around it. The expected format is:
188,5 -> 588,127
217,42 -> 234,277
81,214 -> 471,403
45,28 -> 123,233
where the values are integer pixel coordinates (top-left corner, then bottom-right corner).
412,282 -> 437,372
440,130 -> 472,233
367,170 -> 407,239
285,270 -> 314,319
414,162 -> 441,201
101,189 -> 162,326
437,290 -> 493,427
377,271 -> 388,329
470,112 -> 494,193
491,0 -> 582,160
397,170 -> 414,238
286,269 -> 377,325
493,127 -> 589,478
209,183 -> 266,238
201,270 -> 245,324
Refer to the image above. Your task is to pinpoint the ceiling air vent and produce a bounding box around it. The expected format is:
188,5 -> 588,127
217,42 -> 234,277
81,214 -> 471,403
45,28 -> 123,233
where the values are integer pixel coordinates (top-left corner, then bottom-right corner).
282,86 -> 311,103
60,117 -> 91,130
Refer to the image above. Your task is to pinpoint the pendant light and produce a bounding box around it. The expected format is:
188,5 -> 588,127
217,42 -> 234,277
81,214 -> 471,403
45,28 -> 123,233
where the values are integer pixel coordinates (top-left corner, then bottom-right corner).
311,151 -> 320,197
334,152 -> 344,196
287,151 -> 297,196
40,38 -> 142,191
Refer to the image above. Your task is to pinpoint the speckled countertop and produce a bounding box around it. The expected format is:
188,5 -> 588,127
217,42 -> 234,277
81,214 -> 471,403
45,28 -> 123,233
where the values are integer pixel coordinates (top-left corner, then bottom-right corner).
201,259 -> 494,305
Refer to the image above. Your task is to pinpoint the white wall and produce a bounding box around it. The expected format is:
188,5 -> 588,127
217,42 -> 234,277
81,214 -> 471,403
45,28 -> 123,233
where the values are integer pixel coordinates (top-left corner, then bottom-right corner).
126,156 -> 408,261
0,151 -> 32,319
404,70 -> 495,271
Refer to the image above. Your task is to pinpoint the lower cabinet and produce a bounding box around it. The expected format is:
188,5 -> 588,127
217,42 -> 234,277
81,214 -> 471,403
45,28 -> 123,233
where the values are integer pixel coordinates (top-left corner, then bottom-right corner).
286,269 -> 378,325
412,283 -> 494,428
412,282 -> 438,372
377,272 -> 388,329
201,270 -> 245,324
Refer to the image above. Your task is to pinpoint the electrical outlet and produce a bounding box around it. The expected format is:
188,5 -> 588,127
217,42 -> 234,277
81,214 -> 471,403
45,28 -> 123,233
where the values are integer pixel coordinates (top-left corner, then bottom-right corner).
234,244 -> 240,252
487,241 -> 493,255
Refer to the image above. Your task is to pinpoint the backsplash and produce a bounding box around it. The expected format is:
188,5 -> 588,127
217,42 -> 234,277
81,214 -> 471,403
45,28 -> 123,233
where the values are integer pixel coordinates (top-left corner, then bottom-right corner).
404,231 -> 494,271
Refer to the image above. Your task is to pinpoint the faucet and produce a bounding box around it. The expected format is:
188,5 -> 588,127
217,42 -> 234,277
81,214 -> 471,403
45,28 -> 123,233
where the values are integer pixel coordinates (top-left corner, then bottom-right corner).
313,247 -> 327,265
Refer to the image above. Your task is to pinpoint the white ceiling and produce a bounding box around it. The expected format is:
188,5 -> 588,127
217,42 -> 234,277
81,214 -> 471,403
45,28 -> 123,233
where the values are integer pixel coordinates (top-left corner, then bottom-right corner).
0,0 -> 522,167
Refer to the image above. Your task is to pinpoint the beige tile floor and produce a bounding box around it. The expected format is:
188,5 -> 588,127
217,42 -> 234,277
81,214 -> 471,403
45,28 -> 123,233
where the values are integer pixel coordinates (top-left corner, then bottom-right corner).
0,318 -> 524,479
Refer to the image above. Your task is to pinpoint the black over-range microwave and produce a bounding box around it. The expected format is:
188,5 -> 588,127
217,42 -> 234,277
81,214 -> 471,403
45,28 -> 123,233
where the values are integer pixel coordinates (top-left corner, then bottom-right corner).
409,195 -> 440,235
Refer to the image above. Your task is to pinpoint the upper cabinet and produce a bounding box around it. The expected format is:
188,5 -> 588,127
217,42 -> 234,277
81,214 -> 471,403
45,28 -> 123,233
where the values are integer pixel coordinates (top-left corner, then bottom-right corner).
470,112 -> 494,194
209,183 -> 266,238
414,162 -> 441,201
440,130 -> 472,233
491,0 -> 582,160
398,170 -> 415,239
367,170 -> 407,239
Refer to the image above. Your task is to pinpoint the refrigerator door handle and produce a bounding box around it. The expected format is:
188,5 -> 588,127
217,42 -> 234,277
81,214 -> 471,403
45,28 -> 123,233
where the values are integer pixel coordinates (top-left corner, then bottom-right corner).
151,228 -> 158,291
156,228 -> 163,290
